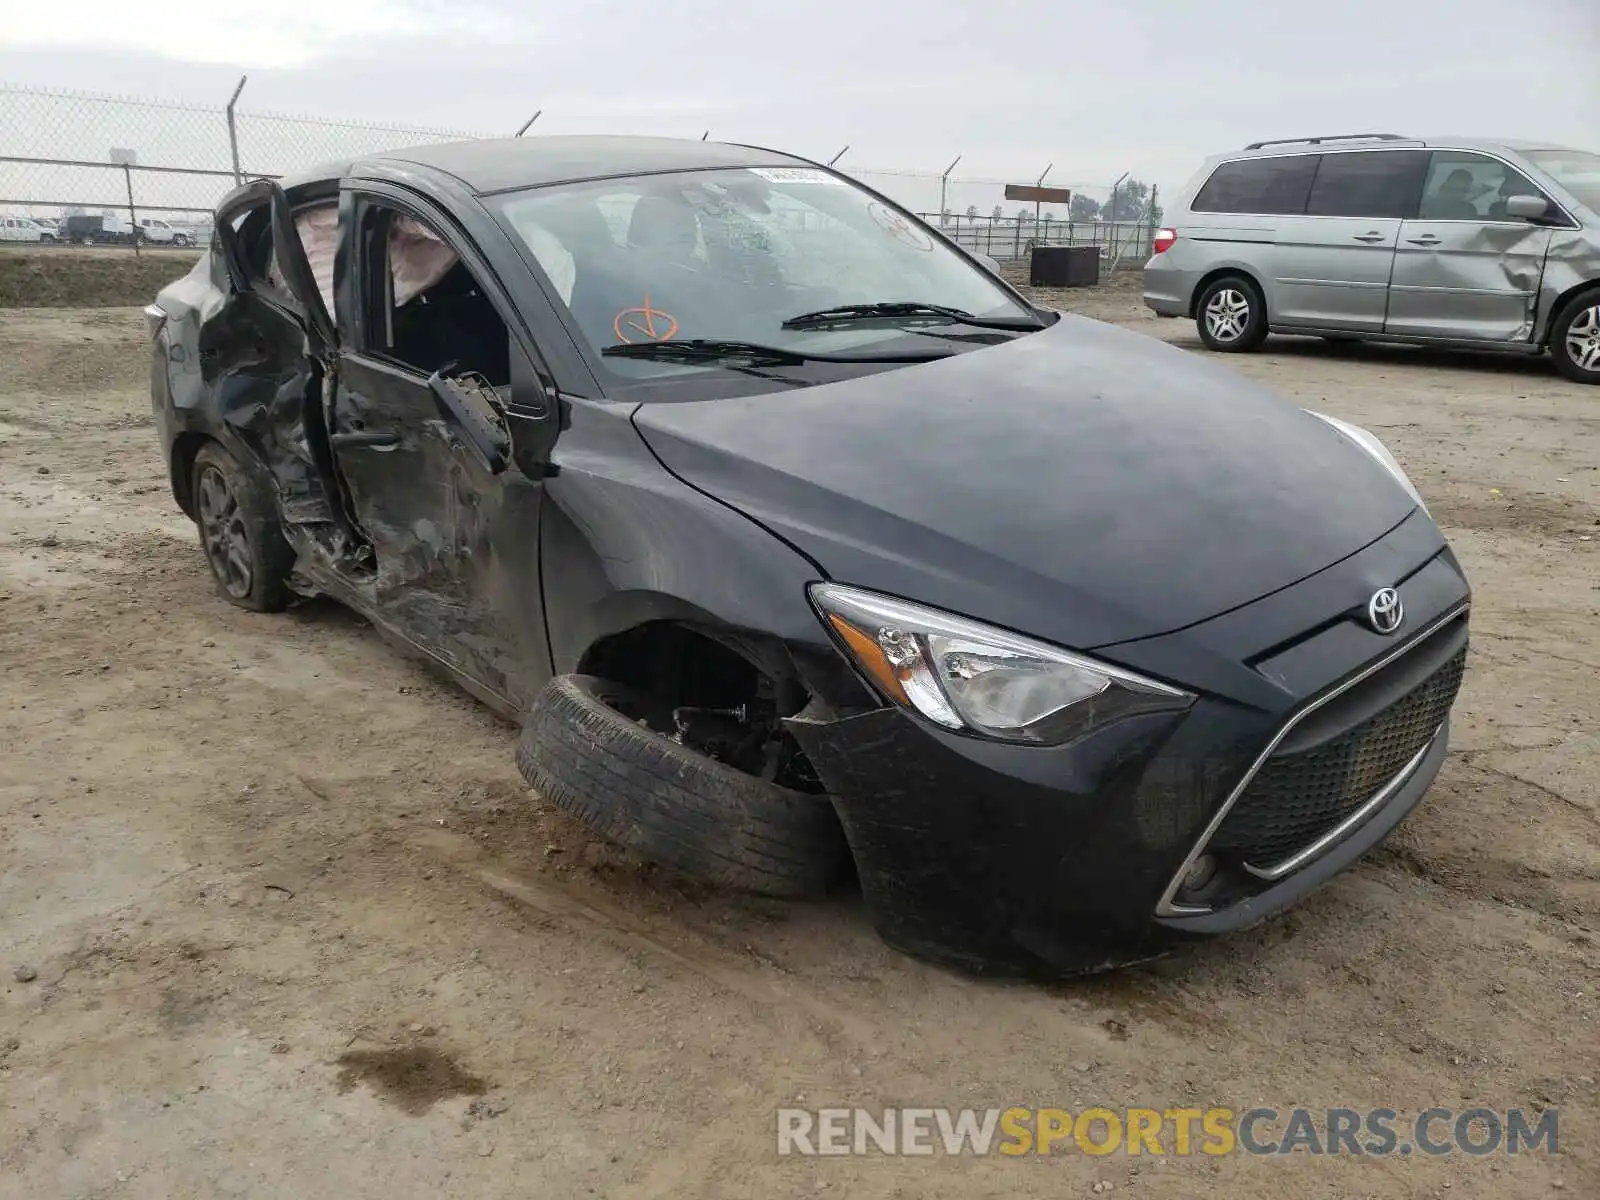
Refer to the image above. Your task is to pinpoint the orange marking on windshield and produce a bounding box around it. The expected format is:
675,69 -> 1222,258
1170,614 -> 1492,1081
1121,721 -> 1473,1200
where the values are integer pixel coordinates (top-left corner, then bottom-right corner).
867,201 -> 934,251
613,296 -> 680,343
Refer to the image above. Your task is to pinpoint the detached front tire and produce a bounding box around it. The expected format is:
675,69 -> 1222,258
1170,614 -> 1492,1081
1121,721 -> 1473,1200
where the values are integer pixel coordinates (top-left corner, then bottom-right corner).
1195,275 -> 1268,352
517,674 -> 847,897
1550,288 -> 1600,384
191,441 -> 294,612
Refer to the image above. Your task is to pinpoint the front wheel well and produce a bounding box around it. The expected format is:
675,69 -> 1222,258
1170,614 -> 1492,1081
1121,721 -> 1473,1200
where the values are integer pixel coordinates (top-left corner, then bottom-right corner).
575,620 -> 833,796
1543,280 -> 1600,348
578,620 -> 809,724
1188,266 -> 1265,319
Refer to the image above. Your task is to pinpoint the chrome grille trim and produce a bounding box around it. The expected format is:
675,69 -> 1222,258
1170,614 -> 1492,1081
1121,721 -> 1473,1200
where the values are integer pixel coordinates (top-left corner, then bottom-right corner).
1153,600 -> 1469,919
1239,723 -> 1442,881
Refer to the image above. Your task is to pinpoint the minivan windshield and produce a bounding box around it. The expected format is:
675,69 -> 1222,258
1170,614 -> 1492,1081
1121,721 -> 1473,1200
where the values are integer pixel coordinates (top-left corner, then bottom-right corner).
492,166 -> 1037,388
1523,148 -> 1600,214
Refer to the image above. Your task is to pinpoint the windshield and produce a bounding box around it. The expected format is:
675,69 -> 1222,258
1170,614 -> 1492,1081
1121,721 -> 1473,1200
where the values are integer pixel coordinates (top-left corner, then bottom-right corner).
1523,148 -> 1600,214
491,166 -> 1034,389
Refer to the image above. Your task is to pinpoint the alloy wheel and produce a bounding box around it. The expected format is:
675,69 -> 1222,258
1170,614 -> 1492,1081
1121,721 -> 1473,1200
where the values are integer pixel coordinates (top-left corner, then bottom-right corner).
1563,305 -> 1600,374
196,465 -> 253,599
1204,288 -> 1251,343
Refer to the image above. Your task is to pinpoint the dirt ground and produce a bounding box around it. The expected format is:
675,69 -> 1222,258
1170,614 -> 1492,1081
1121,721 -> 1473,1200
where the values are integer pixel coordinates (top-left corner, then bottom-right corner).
1,270 -> 1596,1198
0,247 -> 201,309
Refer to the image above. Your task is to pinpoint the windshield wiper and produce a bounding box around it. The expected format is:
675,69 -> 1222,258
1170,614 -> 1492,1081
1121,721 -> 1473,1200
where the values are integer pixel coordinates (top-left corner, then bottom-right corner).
601,338 -> 953,365
781,301 -> 1044,332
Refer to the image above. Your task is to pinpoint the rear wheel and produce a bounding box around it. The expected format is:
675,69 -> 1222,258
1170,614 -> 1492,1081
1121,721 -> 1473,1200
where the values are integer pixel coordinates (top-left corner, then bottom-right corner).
191,442 -> 294,612
1195,275 -> 1268,352
1550,288 -> 1600,384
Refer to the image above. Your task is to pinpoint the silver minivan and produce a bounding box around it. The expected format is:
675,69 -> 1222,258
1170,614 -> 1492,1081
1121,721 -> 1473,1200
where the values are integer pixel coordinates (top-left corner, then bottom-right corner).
1143,134 -> 1600,383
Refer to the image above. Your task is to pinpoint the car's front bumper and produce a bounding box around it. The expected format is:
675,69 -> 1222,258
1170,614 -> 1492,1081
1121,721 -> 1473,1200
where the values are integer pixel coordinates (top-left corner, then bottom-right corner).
788,521 -> 1471,977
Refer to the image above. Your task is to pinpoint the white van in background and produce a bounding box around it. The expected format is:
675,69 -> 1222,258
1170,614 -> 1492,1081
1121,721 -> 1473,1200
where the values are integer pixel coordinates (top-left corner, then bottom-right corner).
0,215 -> 47,242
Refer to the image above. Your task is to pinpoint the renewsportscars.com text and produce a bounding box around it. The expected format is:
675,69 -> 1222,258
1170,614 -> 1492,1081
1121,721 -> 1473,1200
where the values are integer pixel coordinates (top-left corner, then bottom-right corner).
776,1106 -> 1559,1158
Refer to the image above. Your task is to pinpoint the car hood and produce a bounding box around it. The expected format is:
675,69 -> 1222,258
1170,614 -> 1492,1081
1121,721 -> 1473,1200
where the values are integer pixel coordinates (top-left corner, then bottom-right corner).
631,314 -> 1418,650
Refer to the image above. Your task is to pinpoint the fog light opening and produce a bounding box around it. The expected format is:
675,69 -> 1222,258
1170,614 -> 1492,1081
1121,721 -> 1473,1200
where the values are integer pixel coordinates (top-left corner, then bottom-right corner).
1181,853 -> 1217,894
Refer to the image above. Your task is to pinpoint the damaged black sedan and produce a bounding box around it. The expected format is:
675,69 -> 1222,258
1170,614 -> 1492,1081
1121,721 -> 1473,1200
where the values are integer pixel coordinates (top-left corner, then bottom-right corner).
147,136 -> 1470,976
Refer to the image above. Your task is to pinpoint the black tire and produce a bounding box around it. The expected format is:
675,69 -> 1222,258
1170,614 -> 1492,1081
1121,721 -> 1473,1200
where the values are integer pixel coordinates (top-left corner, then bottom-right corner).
190,442 -> 294,612
1549,287 -> 1600,385
517,674 -> 848,897
1194,275 -> 1268,352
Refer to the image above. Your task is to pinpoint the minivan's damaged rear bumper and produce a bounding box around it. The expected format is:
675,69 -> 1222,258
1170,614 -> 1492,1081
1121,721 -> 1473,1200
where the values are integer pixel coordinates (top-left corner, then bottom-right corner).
787,543 -> 1471,978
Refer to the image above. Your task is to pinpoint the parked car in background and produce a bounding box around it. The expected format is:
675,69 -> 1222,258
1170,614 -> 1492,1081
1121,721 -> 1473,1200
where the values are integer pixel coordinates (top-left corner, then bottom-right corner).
32,216 -> 61,242
1144,134 -> 1600,383
0,215 -> 47,242
138,216 -> 194,246
63,214 -> 137,244
146,135 -> 1469,977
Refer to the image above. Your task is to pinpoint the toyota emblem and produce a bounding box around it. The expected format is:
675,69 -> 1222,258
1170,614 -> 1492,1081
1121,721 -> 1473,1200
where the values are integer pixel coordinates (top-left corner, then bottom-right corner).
1367,587 -> 1404,635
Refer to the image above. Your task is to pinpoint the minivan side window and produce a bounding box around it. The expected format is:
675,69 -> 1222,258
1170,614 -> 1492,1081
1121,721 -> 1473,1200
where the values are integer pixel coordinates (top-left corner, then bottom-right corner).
1304,150 -> 1429,219
1417,151 -> 1549,222
1192,155 -> 1319,215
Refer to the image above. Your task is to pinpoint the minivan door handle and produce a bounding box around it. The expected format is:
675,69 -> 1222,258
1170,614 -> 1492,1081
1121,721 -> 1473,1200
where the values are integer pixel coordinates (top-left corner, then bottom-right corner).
1406,234 -> 1442,246
1352,232 -> 1388,244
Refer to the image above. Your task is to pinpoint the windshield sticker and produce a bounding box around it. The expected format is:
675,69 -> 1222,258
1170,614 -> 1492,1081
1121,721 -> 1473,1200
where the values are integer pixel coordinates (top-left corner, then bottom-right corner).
750,167 -> 846,186
613,297 -> 680,344
866,201 -> 934,252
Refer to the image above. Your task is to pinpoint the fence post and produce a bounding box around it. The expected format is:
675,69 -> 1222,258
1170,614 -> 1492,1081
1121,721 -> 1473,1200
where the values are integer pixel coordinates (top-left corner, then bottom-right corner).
937,155 -> 962,226
226,75 -> 248,184
122,163 -> 139,258
1107,171 -> 1128,271
1147,184 -> 1160,257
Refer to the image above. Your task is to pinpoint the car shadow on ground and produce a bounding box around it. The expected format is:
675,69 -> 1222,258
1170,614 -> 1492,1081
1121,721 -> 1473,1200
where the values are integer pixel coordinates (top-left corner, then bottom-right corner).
1261,335 -> 1563,380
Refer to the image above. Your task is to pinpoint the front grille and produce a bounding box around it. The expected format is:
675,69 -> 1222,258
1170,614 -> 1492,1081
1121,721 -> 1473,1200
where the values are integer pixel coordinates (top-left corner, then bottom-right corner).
1211,647 -> 1467,871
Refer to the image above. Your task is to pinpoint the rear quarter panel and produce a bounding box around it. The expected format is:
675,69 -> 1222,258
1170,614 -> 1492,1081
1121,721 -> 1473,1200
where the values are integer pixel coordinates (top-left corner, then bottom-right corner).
1154,212 -> 1281,316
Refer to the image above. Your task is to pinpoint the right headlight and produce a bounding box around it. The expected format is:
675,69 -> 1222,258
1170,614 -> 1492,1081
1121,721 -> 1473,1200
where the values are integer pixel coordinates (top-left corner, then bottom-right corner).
810,583 -> 1194,746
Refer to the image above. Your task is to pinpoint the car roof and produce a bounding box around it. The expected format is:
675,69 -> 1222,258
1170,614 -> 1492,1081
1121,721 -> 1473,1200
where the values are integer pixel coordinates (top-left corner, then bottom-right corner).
287,135 -> 815,197
1215,134 -> 1586,162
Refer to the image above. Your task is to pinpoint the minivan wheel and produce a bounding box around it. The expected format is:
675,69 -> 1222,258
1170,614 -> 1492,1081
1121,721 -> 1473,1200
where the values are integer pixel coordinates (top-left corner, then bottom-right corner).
1195,276 -> 1268,352
1551,289 -> 1600,384
517,674 -> 848,898
190,442 -> 294,612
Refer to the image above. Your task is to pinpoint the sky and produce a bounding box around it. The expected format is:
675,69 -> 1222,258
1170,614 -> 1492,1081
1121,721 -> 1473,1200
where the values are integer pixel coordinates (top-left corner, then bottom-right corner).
2,0 -> 1597,205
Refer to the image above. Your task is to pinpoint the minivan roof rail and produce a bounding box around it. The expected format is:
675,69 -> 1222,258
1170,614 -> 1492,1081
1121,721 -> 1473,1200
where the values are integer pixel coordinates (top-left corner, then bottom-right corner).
1244,133 -> 1409,150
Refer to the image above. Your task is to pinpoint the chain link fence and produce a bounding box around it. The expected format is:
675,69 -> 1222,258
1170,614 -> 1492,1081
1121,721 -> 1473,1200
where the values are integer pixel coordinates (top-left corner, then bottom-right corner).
921,210 -> 1158,267
0,83 -> 1157,266
0,84 -> 488,247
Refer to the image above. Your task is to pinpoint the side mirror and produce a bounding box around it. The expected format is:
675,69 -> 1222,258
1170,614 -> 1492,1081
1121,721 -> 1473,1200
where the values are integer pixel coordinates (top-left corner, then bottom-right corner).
426,366 -> 511,475
1504,194 -> 1554,222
